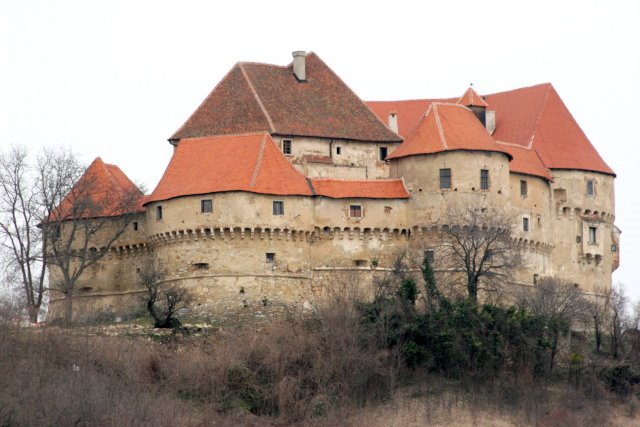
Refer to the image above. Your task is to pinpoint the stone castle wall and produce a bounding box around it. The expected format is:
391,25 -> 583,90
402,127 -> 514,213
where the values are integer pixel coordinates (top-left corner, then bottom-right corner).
46,144 -> 617,323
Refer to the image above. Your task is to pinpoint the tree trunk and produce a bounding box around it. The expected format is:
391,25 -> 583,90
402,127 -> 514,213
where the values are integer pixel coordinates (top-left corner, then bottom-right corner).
467,277 -> 478,303
64,292 -> 74,324
27,304 -> 39,323
594,315 -> 602,354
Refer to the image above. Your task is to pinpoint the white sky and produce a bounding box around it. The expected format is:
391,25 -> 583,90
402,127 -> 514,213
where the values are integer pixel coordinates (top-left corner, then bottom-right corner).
1,0 -> 638,299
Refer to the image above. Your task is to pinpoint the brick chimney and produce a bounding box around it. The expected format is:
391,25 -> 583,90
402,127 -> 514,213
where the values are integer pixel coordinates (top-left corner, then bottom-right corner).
292,51 -> 306,81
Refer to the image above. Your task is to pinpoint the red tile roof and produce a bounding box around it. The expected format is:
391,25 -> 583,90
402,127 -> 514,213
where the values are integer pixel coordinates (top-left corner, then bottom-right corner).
52,158 -> 143,221
457,87 -> 488,107
311,178 -> 409,199
146,133 -> 313,204
367,83 -> 614,178
171,53 -> 401,143
495,142 -> 552,180
146,132 -> 411,203
386,103 -> 511,160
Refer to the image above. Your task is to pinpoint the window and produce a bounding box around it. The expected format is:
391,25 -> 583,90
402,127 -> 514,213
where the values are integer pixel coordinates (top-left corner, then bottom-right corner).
354,259 -> 368,267
379,146 -> 388,161
133,221 -> 138,231
424,250 -> 435,265
439,168 -> 451,189
273,201 -> 284,216
282,139 -> 292,155
523,217 -> 529,232
349,205 -> 362,218
201,199 -> 213,213
193,262 -> 209,270
586,179 -> 595,197
156,206 -> 163,220
266,252 -> 276,263
520,180 -> 528,197
589,226 -> 597,244
480,169 -> 489,190
336,146 -> 341,155
611,244 -> 617,252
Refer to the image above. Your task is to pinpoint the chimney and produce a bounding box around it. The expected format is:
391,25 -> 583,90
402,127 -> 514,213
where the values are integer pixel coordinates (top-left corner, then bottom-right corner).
292,51 -> 306,81
388,111 -> 398,133
485,110 -> 496,135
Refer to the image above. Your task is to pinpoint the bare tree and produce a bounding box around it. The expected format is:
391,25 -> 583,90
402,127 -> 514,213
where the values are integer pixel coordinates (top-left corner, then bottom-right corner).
0,146 -> 50,322
438,201 -> 524,303
42,152 -> 142,323
516,277 -> 590,371
138,262 -> 191,329
0,146 -> 142,324
609,283 -> 628,358
589,293 -> 609,354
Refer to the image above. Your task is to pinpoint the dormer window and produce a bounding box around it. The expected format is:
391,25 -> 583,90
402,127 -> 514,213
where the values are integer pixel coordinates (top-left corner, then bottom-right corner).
282,139 -> 292,155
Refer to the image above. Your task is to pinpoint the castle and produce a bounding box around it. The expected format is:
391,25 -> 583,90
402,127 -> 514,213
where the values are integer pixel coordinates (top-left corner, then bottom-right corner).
47,51 -> 619,321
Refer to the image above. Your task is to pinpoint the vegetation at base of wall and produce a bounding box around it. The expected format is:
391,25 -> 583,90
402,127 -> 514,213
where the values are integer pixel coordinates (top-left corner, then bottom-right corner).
1,267 -> 639,425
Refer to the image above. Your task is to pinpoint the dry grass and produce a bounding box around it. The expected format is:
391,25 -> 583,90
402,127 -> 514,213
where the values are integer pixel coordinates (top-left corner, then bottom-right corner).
1,303 -> 637,426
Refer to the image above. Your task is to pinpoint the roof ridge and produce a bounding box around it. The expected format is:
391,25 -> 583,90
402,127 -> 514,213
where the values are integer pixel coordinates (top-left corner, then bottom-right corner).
239,63 -> 276,133
238,60 -> 287,68
432,104 -> 448,150
403,103 -> 434,142
496,140 -> 534,150
527,84 -> 553,149
249,133 -> 267,188
169,63 -> 241,141
310,53 -> 403,141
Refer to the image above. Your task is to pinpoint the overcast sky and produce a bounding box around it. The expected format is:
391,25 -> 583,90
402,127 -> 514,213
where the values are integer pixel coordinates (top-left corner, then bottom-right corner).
1,1 -> 638,299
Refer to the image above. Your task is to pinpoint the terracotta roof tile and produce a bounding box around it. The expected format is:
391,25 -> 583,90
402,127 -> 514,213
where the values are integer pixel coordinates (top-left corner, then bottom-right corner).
171,53 -> 401,143
367,83 -> 614,178
146,133 -> 313,204
457,87 -> 489,107
311,178 -> 409,199
386,103 -> 511,160
496,142 -> 552,180
52,158 -> 143,220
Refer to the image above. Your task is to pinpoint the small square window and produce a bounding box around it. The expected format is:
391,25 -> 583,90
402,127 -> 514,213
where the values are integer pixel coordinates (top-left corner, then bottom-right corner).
424,250 -> 435,265
586,179 -> 595,197
520,180 -> 528,197
589,226 -> 597,244
480,169 -> 489,190
201,199 -> 213,213
273,201 -> 284,216
282,139 -> 292,155
156,206 -> 163,220
379,147 -> 388,161
523,217 -> 529,232
336,146 -> 341,155
133,221 -> 138,231
266,252 -> 276,263
349,205 -> 362,218
439,168 -> 451,190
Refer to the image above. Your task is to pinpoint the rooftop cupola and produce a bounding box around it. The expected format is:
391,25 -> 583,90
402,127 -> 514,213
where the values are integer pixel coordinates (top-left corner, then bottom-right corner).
292,51 -> 306,81
457,86 -> 495,135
